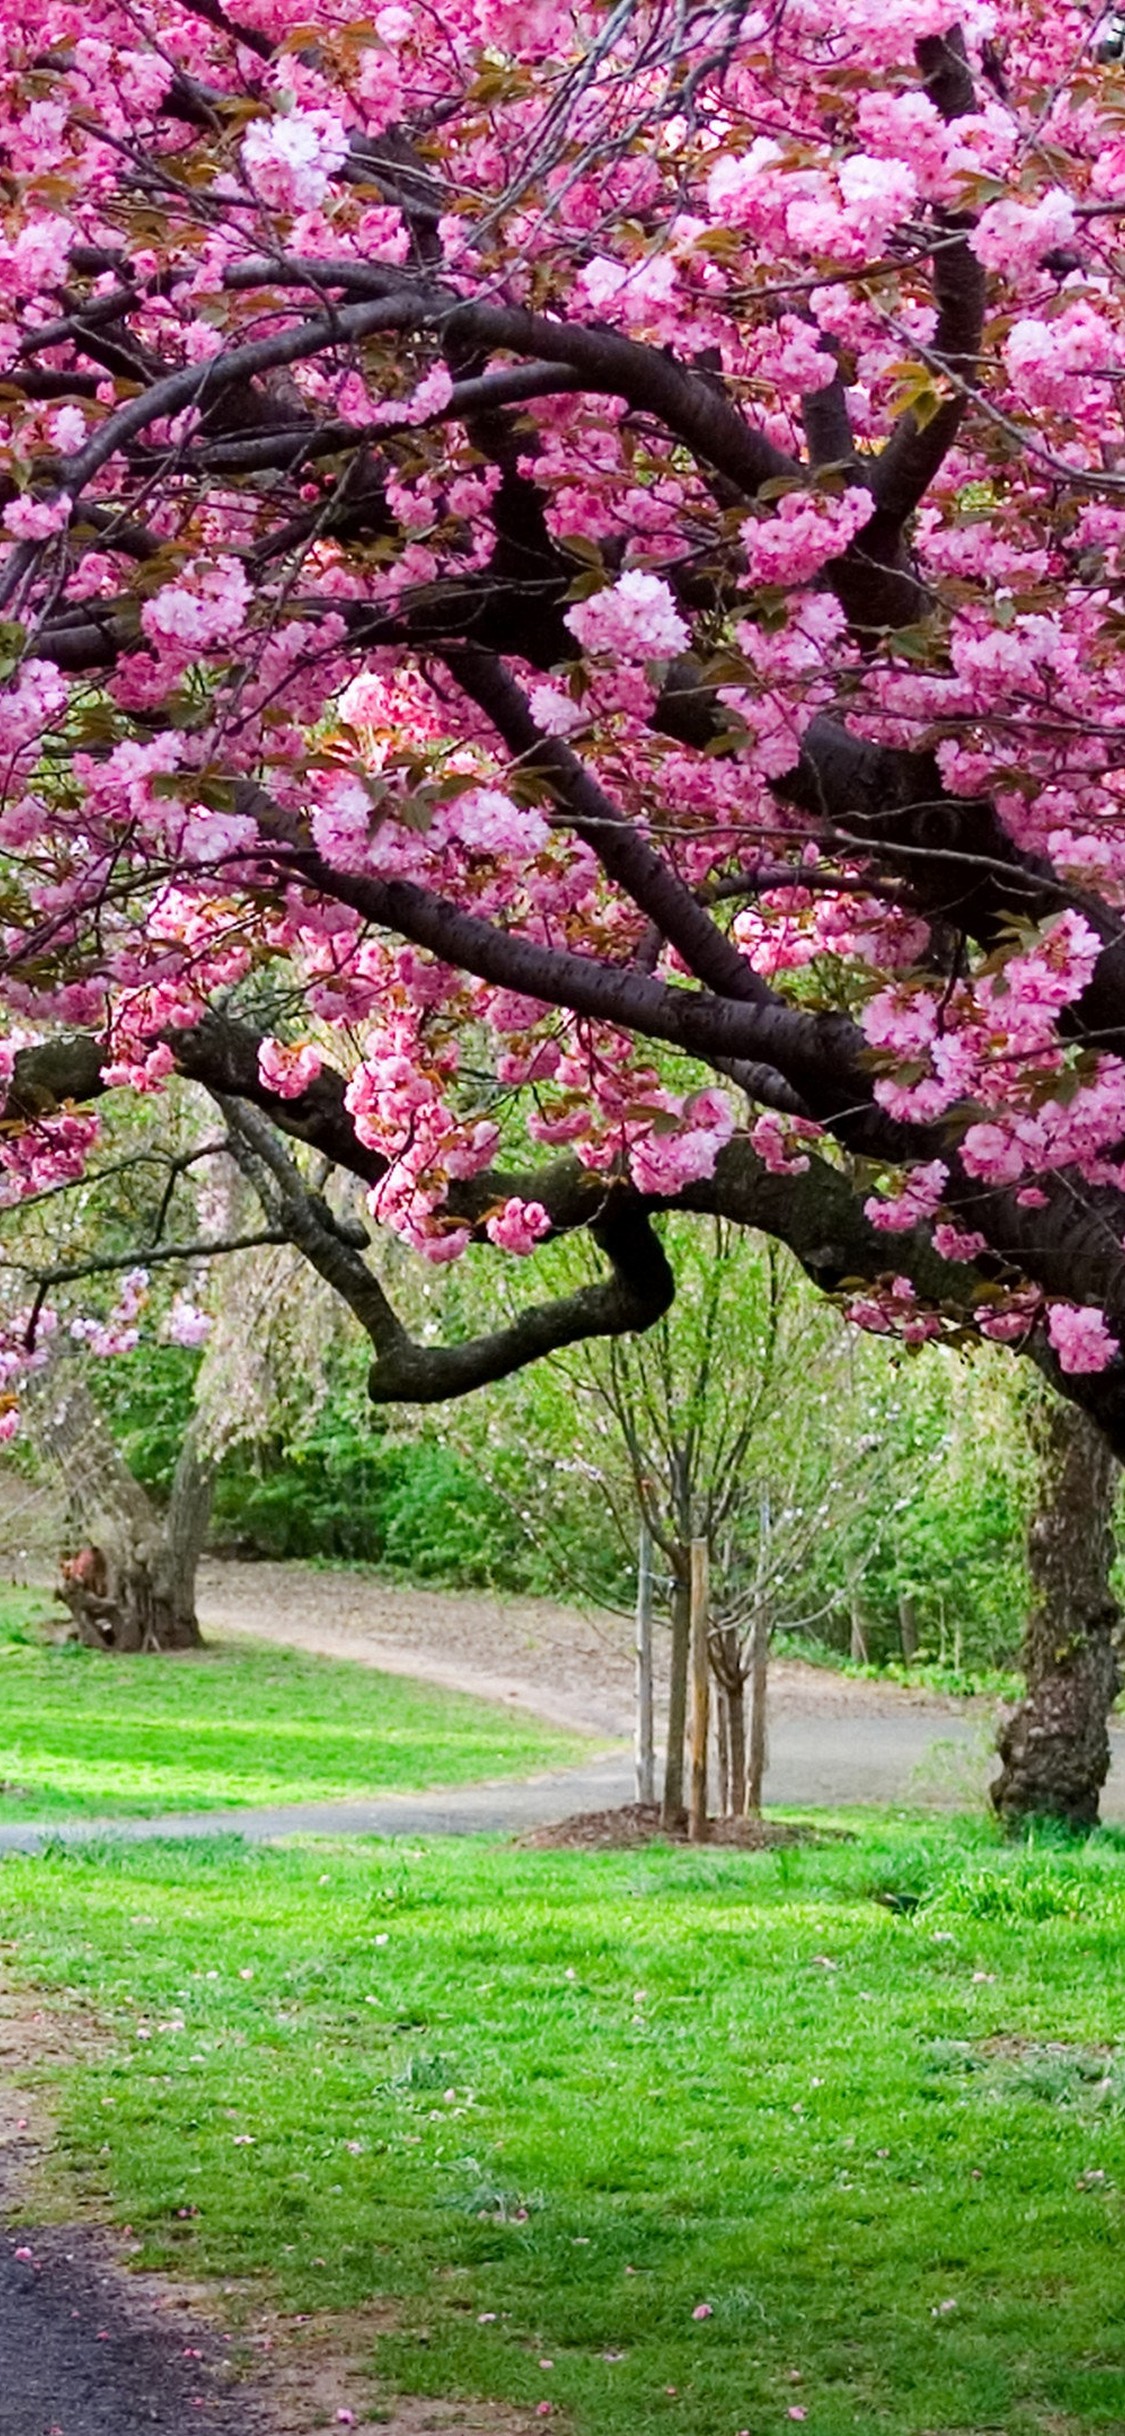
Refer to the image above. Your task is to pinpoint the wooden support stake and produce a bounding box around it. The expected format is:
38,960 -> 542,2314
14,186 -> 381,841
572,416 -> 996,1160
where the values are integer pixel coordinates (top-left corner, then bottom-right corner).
688,1535 -> 710,1844
634,1521 -> 655,1806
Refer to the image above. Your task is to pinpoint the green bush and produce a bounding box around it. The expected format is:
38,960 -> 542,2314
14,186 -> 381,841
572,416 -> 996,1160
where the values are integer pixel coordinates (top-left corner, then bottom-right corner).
212,1427 -> 534,1586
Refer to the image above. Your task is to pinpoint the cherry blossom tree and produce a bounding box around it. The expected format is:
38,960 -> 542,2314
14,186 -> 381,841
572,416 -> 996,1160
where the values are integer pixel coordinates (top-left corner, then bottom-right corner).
6,0 -> 1125,1452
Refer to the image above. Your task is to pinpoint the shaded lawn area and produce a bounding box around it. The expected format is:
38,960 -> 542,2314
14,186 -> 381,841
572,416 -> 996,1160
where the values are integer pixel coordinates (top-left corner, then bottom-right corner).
0,1591 -> 589,1815
2,1820 -> 1125,2435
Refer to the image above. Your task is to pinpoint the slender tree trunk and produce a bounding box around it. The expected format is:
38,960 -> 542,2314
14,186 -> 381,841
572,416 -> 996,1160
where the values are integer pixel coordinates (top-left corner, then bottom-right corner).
715,1681 -> 731,1817
662,1556 -> 691,1828
688,1537 -> 710,1842
991,1402 -> 1121,1833
898,1595 -> 918,1663
849,1591 -> 868,1665
634,1522 -> 655,1805
746,1609 -> 770,1817
727,1677 -> 747,1817
30,1364 -> 213,1652
710,1623 -> 743,1816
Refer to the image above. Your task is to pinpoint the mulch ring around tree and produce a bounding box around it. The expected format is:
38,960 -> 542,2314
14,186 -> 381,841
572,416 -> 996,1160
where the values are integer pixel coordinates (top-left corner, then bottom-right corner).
519,1803 -> 843,1851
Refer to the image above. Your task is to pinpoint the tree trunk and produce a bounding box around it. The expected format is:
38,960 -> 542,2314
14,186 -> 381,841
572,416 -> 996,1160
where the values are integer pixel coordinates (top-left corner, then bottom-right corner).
898,1594 -> 918,1663
849,1591 -> 868,1665
634,1522 -> 656,1804
662,1557 -> 691,1828
746,1609 -> 770,1817
727,1677 -> 747,1817
29,1364 -> 213,1651
991,1401 -> 1121,1833
715,1680 -> 730,1816
688,1537 -> 710,1842
709,1623 -> 743,1816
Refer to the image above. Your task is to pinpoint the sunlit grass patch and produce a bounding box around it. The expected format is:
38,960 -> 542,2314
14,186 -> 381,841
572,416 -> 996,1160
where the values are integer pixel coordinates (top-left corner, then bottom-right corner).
0,1596 -> 591,1815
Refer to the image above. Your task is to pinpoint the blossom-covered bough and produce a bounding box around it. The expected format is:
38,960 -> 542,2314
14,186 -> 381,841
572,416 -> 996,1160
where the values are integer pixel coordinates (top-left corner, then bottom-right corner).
6,0 -> 1125,1443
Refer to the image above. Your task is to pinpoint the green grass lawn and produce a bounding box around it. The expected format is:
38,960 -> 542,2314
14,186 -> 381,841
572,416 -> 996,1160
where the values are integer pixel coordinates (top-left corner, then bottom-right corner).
0,1589 -> 589,1816
2,1818 -> 1125,2434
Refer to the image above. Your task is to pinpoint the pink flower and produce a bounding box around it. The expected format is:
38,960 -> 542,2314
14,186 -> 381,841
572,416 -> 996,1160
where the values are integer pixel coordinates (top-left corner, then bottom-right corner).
741,487 -> 874,587
565,570 -> 688,663
485,1197 -> 551,1255
932,1222 -> 988,1263
258,1037 -> 323,1099
375,363 -> 454,426
164,1296 -> 212,1349
241,106 -> 349,213
528,683 -> 585,737
959,1123 -> 1026,1186
837,152 -> 917,246
141,557 -> 251,655
972,188 -> 1077,278
691,2302 -> 714,2320
3,493 -> 70,540
1046,1302 -> 1118,1374
453,786 -> 548,856
788,2411 -> 808,2423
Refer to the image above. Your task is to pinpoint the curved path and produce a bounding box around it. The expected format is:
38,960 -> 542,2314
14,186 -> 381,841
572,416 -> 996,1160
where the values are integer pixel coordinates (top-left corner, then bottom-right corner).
0,2223 -> 268,2436
1,1555 -> 1124,1847
1,1702 -> 1121,1853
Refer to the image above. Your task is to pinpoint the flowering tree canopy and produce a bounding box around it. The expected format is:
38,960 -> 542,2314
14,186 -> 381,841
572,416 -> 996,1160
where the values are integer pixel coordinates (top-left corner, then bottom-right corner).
5,0 -> 1125,1438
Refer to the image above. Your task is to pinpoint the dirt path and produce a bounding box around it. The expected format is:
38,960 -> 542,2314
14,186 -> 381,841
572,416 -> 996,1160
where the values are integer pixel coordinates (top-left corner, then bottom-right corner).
0,2225 -> 271,2436
6,1553 -> 1125,1828
195,1558 -> 1125,1823
197,1558 -> 639,1737
196,1556 -> 1001,1736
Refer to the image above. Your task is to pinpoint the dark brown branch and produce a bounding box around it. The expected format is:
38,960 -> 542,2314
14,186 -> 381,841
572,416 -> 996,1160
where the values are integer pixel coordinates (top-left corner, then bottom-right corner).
2,1230 -> 286,1289
223,258 -> 799,498
869,32 -> 987,525
217,1094 -> 673,1404
446,648 -> 776,1009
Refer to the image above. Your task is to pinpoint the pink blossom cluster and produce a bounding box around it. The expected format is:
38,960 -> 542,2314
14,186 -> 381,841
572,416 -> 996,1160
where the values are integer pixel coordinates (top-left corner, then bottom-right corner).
485,1196 -> 552,1254
164,1294 -> 213,1348
740,490 -> 875,588
565,572 -> 689,664
240,106 -> 349,214
258,1038 -> 323,1099
70,1267 -> 149,1359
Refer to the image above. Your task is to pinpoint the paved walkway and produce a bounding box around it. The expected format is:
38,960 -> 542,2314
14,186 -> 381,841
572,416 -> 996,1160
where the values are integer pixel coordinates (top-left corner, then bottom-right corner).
4,1702 -> 1114,1853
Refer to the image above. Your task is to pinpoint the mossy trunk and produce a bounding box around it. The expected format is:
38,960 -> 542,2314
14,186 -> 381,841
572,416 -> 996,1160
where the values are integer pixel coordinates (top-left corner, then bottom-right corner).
31,1364 -> 212,1652
991,1402 -> 1121,1833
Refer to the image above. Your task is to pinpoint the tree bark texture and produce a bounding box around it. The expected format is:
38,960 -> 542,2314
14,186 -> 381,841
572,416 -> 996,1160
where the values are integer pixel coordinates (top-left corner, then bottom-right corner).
710,1624 -> 746,1816
634,1522 -> 656,1805
662,1560 -> 691,1828
29,1364 -> 213,1651
688,1537 -> 711,1843
991,1402 -> 1121,1832
746,1610 -> 770,1818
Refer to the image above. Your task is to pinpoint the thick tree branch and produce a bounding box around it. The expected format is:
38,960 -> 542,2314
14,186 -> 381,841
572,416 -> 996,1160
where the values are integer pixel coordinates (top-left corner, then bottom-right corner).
870,33 -> 987,526
446,647 -> 777,1009
217,1094 -> 674,1403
